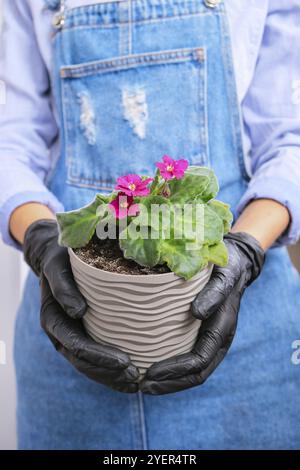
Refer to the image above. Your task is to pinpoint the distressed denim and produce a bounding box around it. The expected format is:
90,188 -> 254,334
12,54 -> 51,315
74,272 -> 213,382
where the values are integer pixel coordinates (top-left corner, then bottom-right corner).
15,0 -> 300,449
47,0 -> 247,211
2,1 -> 300,249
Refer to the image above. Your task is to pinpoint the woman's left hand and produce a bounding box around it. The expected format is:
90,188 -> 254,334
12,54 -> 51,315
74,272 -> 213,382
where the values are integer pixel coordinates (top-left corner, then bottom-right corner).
140,232 -> 265,395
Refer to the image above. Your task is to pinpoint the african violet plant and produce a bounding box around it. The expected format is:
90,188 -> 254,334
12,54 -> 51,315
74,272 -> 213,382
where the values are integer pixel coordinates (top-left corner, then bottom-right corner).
56,156 -> 233,280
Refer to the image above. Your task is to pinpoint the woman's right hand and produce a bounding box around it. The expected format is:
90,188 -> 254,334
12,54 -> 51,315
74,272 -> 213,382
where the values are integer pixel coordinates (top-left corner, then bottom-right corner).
23,219 -> 139,393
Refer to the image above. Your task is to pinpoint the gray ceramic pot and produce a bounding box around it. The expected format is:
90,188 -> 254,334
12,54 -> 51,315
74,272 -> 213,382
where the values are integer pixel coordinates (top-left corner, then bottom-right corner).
69,248 -> 213,377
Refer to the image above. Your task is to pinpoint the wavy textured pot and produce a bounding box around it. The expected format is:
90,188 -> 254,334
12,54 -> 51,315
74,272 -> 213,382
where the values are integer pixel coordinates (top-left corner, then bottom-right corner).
69,248 -> 213,377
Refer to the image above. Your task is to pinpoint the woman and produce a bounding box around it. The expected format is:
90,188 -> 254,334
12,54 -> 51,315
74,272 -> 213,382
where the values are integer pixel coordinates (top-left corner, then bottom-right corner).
0,0 -> 299,449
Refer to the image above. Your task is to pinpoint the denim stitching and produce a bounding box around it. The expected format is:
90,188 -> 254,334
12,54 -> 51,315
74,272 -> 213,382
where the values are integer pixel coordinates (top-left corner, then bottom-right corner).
129,392 -> 147,450
219,3 -> 249,183
202,44 -> 210,166
66,179 -> 115,191
62,80 -> 76,185
60,47 -> 205,77
61,0 -> 222,28
55,1 -> 227,191
137,391 -> 148,450
129,0 -> 133,54
61,48 -> 206,188
197,47 -> 209,167
119,1 -> 130,56
58,10 -> 222,33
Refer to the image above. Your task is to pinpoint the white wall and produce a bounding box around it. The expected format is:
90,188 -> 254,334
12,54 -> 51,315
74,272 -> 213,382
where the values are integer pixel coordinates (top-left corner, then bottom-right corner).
0,0 -> 19,450
0,242 -> 23,450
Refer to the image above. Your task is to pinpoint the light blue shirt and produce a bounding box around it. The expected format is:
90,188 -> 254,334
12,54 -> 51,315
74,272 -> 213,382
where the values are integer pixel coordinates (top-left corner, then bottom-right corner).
1,0 -> 300,248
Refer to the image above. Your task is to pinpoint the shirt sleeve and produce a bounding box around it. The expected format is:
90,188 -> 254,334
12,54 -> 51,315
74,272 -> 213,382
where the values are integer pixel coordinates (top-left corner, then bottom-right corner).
0,0 -> 64,249
237,0 -> 300,246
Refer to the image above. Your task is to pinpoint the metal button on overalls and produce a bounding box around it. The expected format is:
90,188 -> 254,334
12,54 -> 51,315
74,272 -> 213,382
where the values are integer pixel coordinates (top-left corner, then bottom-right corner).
204,0 -> 220,8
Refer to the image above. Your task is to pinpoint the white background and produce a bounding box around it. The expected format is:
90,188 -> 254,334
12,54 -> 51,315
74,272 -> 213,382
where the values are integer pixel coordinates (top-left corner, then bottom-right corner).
0,242 -> 28,450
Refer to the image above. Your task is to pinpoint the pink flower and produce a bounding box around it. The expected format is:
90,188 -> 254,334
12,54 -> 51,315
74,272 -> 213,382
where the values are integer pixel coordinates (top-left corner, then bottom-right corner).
115,174 -> 153,197
156,155 -> 189,180
109,193 -> 140,219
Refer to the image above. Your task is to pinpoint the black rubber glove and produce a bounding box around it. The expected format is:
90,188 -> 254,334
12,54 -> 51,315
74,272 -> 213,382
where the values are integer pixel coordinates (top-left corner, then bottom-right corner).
140,232 -> 265,395
23,219 -> 139,393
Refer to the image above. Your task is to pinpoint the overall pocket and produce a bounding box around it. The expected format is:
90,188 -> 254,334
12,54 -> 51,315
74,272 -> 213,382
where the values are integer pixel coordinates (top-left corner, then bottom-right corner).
61,47 -> 207,190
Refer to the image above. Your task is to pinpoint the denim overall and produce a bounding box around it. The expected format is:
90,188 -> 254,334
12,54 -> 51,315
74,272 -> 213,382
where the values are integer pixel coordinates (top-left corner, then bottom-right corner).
15,0 -> 300,449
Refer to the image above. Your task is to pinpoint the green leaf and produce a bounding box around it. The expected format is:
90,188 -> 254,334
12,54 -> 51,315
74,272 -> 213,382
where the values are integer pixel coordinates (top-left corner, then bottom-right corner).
138,194 -> 170,210
119,195 -> 228,279
203,205 -> 224,244
208,241 -> 228,266
167,166 -> 219,205
56,165 -> 230,278
186,166 -> 219,202
56,194 -> 109,248
168,173 -> 210,204
160,239 -> 209,280
119,228 -> 161,268
95,194 -> 110,204
133,194 -> 171,228
208,199 -> 233,234
149,168 -> 163,195
107,192 -> 118,203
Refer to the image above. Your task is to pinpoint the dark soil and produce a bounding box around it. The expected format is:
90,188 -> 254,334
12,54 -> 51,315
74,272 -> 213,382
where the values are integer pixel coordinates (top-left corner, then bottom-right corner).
74,236 -> 170,275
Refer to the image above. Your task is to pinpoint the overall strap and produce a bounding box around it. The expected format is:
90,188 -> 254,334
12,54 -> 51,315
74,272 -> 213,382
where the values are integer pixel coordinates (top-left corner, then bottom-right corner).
44,0 -> 61,10
44,0 -> 67,28
45,0 -> 223,10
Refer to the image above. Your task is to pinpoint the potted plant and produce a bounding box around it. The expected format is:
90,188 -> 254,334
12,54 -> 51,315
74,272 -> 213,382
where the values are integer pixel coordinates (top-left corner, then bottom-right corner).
56,156 -> 233,377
